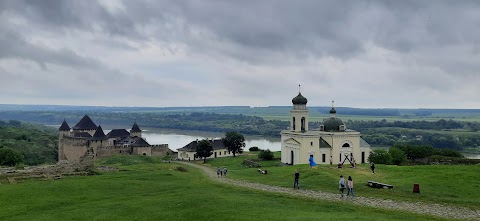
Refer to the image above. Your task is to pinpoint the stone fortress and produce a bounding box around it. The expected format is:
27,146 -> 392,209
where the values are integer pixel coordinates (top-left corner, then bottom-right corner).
281,87 -> 371,165
58,115 -> 174,162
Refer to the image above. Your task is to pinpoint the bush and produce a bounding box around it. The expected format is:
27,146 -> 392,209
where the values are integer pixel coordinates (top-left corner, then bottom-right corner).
258,149 -> 274,160
0,148 -> 24,166
389,147 -> 407,165
249,146 -> 260,151
368,149 -> 392,164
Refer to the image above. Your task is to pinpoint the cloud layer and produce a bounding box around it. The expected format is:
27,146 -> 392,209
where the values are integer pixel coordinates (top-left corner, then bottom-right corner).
1,0 -> 480,108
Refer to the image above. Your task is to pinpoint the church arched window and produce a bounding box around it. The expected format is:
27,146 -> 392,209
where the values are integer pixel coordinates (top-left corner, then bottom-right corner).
301,117 -> 305,131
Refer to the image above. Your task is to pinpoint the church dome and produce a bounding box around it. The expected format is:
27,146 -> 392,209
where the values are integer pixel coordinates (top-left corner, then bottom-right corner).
322,117 -> 346,132
292,93 -> 308,105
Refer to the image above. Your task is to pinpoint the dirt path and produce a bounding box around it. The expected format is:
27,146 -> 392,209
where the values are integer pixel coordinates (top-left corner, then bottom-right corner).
177,161 -> 480,221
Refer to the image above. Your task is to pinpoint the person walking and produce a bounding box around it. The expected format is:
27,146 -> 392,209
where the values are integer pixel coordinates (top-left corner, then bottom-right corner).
347,176 -> 354,198
339,175 -> 346,197
370,163 -> 375,174
294,170 -> 300,189
330,156 -> 333,169
223,167 -> 228,177
217,167 -> 221,178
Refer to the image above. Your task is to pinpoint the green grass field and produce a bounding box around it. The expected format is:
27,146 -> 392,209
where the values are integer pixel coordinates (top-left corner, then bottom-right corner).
0,155 -> 452,221
205,153 -> 480,210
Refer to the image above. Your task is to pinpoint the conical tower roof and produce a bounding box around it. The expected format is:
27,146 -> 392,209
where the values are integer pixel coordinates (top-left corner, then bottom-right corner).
131,121 -> 141,132
58,119 -> 70,131
92,125 -> 107,140
73,115 -> 97,130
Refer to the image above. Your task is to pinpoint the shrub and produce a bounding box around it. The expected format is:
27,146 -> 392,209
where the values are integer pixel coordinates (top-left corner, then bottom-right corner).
389,147 -> 407,165
249,146 -> 260,151
174,166 -> 188,172
368,149 -> 392,164
0,148 -> 24,166
258,149 -> 274,160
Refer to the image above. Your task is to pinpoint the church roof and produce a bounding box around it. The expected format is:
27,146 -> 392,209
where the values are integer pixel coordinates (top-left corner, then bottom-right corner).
131,122 -> 141,132
360,137 -> 370,148
91,125 -> 107,140
292,92 -> 308,105
319,137 -> 332,148
322,117 -> 346,132
73,115 -> 97,130
107,129 -> 130,139
58,120 -> 70,131
178,139 -> 226,152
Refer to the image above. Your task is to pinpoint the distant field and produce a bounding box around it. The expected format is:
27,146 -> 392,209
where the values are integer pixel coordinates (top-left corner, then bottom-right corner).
0,156 -> 451,221
256,114 -> 480,123
205,152 -> 480,210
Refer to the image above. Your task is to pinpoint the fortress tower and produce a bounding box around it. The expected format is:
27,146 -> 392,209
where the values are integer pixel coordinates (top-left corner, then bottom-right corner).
72,115 -> 97,136
130,121 -> 142,137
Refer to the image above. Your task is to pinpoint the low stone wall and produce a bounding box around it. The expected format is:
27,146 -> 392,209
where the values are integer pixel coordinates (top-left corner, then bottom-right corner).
96,146 -> 132,157
151,144 -> 174,156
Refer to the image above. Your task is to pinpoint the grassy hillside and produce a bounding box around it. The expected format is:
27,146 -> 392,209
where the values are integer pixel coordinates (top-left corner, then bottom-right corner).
205,153 -> 480,210
0,155 -> 450,221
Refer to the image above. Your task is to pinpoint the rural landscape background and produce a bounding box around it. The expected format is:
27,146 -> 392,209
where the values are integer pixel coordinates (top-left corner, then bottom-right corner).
2,0 -> 480,220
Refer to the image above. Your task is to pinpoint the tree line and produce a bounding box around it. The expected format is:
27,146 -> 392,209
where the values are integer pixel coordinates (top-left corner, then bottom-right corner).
0,120 -> 58,166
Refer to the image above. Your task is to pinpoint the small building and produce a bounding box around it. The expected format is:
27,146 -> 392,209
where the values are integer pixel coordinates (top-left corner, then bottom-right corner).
177,139 -> 234,160
280,87 -> 371,165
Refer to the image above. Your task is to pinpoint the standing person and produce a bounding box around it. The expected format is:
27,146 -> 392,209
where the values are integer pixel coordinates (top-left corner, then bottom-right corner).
294,170 -> 300,189
223,167 -> 228,177
370,163 -> 375,174
217,167 -> 221,178
309,155 -> 317,169
347,176 -> 354,198
330,156 -> 333,169
339,175 -> 346,197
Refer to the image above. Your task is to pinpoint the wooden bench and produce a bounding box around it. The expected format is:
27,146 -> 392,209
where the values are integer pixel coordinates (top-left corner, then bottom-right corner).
367,180 -> 393,189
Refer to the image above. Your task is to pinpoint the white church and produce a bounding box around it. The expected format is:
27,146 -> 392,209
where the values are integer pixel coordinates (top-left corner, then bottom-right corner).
280,88 -> 371,165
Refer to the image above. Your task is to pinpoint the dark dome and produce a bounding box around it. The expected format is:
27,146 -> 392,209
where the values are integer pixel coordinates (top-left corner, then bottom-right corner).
292,93 -> 308,105
322,117 -> 346,132
329,107 -> 336,114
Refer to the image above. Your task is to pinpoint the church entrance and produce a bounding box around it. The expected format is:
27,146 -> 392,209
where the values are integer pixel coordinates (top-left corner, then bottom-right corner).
291,150 -> 294,165
214,152 -> 217,158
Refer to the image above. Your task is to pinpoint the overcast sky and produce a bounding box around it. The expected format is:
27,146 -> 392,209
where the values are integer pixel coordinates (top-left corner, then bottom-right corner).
1,0 -> 480,108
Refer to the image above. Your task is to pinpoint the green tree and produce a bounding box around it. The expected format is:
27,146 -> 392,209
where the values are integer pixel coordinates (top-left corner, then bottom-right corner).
249,146 -> 259,151
0,148 -> 24,166
389,147 -> 406,165
196,139 -> 213,163
258,149 -> 274,160
222,131 -> 245,157
368,149 -> 392,164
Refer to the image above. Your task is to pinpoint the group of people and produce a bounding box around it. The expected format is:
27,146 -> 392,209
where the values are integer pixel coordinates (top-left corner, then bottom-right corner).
338,175 -> 354,198
216,167 -> 228,177
293,170 -> 355,198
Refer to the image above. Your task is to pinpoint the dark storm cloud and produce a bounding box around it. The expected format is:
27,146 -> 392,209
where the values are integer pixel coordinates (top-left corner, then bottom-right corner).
1,0 -> 480,107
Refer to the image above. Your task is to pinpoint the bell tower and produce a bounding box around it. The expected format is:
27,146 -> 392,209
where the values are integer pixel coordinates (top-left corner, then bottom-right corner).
290,85 -> 309,132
